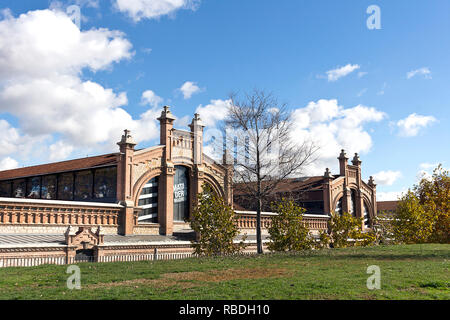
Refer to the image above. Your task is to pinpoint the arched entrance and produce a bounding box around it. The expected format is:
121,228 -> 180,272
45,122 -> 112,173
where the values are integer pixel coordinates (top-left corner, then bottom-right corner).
173,166 -> 189,222
137,176 -> 159,223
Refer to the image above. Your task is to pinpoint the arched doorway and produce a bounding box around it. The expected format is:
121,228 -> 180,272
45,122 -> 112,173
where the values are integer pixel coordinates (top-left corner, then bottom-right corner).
137,176 -> 159,223
173,166 -> 189,221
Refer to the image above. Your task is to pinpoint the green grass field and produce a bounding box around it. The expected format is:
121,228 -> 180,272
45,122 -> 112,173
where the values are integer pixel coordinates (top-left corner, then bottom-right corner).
0,244 -> 448,300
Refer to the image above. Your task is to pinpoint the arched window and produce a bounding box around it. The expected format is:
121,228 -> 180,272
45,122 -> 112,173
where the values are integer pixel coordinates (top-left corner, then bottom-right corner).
335,197 -> 343,215
137,176 -> 159,223
173,166 -> 189,221
363,203 -> 371,228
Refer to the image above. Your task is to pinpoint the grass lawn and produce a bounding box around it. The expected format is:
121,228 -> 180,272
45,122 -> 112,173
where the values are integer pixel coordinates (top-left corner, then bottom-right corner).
0,244 -> 448,300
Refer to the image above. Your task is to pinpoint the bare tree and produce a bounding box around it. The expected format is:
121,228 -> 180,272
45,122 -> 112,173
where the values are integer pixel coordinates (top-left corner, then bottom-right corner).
224,90 -> 318,254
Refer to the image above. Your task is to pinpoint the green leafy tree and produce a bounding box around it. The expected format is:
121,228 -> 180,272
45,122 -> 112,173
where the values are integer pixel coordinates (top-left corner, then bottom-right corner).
414,165 -> 449,243
328,212 -> 376,248
390,165 -> 449,244
267,199 -> 314,251
392,191 -> 434,244
189,184 -> 246,256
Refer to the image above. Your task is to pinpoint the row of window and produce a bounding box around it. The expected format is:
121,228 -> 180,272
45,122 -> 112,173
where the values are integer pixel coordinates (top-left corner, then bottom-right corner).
0,166 -> 117,203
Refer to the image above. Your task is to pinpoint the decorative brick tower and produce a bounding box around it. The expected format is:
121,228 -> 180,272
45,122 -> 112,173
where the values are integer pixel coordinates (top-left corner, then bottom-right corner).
338,149 -> 350,213
351,153 -> 363,220
158,106 -> 176,235
117,129 -> 137,235
189,113 -> 205,206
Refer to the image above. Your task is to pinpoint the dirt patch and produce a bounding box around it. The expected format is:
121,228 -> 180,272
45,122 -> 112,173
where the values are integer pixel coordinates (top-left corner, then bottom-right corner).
86,267 -> 292,290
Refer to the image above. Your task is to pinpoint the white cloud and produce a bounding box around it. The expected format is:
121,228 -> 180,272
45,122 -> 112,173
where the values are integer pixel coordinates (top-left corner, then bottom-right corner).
397,113 -> 436,137
141,90 -> 163,108
114,0 -> 200,22
357,71 -> 368,78
0,9 -> 161,166
417,162 -> 448,181
0,157 -> 19,171
290,99 -> 385,175
372,170 -> 402,186
377,190 -> 406,201
179,81 -> 202,99
195,99 -> 231,128
49,141 -> 74,161
407,67 -> 431,79
326,64 -> 360,82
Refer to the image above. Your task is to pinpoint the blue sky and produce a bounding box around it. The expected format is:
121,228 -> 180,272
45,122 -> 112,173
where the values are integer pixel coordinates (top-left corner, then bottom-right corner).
0,0 -> 448,200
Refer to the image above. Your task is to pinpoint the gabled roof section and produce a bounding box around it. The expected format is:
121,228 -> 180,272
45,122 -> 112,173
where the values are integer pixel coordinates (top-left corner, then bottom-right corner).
0,153 -> 119,180
233,176 -> 325,195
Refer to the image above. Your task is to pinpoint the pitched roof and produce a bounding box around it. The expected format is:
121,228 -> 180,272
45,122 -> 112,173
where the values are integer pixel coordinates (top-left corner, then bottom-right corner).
0,153 -> 119,180
233,176 -> 325,195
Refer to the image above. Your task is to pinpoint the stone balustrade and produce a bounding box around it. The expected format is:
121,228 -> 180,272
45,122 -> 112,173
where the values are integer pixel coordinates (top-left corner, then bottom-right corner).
0,198 -> 122,227
234,210 -> 329,233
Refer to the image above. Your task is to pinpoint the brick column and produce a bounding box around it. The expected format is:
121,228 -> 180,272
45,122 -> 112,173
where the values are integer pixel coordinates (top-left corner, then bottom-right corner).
159,164 -> 175,235
117,129 -> 137,235
157,106 -> 176,236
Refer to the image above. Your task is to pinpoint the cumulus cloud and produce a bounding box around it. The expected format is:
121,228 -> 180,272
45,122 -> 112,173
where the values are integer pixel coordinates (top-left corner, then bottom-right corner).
397,113 -> 436,137
377,190 -> 406,201
326,64 -> 360,82
372,170 -> 402,186
114,0 -> 200,22
179,81 -> 202,99
290,99 -> 385,175
407,67 -> 431,79
0,157 -> 19,171
141,90 -> 163,108
195,99 -> 231,127
0,9 -> 161,166
49,141 -> 75,161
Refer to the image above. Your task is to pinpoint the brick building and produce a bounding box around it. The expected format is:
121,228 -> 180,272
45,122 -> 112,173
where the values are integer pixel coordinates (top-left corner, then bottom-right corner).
234,150 -> 378,229
0,107 -> 383,264
0,106 -> 233,236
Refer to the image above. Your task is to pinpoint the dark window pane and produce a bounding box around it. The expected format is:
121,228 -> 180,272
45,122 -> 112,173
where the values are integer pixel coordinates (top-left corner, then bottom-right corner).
26,177 -> 41,199
41,175 -> 57,200
0,181 -> 11,197
74,170 -> 93,201
93,167 -> 117,202
12,179 -> 26,198
58,173 -> 74,200
173,166 -> 189,221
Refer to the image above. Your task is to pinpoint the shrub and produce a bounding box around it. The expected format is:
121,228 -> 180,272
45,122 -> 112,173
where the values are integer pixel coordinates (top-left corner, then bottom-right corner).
267,199 -> 315,251
189,184 -> 246,256
391,165 -> 449,244
328,212 -> 376,248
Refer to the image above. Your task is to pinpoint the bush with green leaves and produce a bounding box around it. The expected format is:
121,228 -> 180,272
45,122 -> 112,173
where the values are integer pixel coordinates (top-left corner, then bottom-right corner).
189,184 -> 246,256
267,199 -> 315,251
328,212 -> 376,248
390,165 -> 449,244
